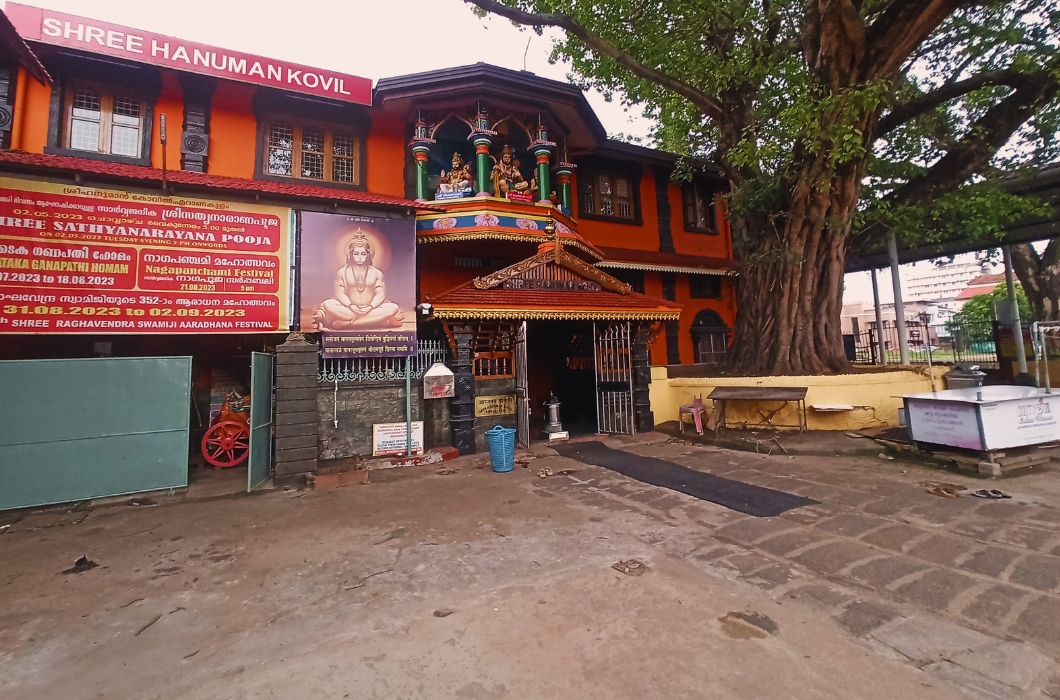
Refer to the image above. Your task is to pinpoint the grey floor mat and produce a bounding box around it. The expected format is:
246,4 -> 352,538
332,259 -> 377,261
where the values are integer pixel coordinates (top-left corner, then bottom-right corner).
555,441 -> 816,517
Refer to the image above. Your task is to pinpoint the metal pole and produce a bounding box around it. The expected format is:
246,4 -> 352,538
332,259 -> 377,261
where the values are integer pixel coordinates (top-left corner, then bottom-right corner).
925,322 -> 936,393
593,321 -> 601,433
871,268 -> 887,366
1033,321 -> 1042,388
887,233 -> 911,365
406,356 -> 413,456
1003,246 -> 1031,381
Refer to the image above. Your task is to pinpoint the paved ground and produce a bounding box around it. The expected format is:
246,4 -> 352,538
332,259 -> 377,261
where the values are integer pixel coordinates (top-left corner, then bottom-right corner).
1,434 -> 1059,699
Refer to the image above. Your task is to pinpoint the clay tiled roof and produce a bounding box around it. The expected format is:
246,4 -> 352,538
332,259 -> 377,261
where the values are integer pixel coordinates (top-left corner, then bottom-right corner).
430,278 -> 682,321
596,246 -> 738,275
0,150 -> 434,210
955,273 -> 1005,300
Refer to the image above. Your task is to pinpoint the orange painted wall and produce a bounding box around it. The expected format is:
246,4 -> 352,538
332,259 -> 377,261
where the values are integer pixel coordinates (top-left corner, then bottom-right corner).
418,240 -> 540,303
672,276 -> 737,365
150,71 -> 183,169
667,181 -> 733,259
570,166 -> 660,252
207,83 -> 257,179
18,70 -> 51,153
365,114 -> 406,198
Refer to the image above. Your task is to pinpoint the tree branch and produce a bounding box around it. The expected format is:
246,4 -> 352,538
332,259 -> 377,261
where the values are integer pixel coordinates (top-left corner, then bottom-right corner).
877,70 -> 1042,136
863,0 -> 975,78
892,72 -> 1059,207
465,0 -> 726,120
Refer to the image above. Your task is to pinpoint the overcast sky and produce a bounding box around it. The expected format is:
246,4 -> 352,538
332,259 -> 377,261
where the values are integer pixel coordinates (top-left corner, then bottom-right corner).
3,0 -> 653,139
6,0 -> 994,306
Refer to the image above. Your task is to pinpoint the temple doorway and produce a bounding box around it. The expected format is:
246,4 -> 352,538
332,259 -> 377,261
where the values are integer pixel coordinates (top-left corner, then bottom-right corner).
524,320 -> 598,438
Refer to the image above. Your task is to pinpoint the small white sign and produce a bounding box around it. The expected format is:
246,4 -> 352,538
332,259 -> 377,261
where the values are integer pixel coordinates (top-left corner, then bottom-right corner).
980,396 -> 1060,450
372,421 -> 424,457
905,399 -> 982,450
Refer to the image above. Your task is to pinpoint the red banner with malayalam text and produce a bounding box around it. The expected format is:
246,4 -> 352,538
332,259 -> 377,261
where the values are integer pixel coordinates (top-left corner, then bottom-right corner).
0,177 -> 292,334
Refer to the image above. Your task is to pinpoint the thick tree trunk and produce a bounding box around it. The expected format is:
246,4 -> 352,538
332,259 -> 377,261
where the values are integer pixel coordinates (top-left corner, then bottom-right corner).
1010,240 -> 1060,322
727,162 -> 862,375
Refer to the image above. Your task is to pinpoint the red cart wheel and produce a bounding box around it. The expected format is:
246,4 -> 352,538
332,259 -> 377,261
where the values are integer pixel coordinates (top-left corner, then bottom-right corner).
201,420 -> 250,468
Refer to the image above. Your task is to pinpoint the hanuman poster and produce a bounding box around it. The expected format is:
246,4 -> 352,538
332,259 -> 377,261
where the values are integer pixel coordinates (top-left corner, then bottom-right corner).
299,212 -> 416,358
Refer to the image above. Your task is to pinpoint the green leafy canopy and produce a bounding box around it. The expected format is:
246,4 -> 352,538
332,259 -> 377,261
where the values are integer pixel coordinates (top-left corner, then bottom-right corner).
952,282 -> 1033,326
470,0 -> 1060,249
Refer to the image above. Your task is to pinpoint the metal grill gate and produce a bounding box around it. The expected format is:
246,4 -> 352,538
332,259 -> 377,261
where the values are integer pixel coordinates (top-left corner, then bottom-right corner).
515,321 -> 530,447
594,321 -> 635,435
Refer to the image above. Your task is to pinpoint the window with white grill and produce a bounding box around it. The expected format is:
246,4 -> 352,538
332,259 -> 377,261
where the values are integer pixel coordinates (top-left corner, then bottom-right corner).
64,85 -> 146,158
263,120 -> 360,184
578,168 -> 635,221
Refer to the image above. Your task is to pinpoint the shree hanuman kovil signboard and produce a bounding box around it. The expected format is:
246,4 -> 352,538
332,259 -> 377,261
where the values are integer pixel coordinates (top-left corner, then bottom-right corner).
0,176 -> 293,334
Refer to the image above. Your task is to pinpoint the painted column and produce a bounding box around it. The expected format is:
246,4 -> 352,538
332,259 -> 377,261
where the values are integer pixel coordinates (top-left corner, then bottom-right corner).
473,136 -> 492,197
534,146 -> 552,203
871,268 -> 887,366
1003,245 -> 1034,384
472,102 -> 493,197
409,114 -> 434,203
412,143 -> 431,201
554,163 -> 575,213
632,324 -> 655,432
887,232 -> 911,365
531,119 -> 556,205
449,325 -> 477,454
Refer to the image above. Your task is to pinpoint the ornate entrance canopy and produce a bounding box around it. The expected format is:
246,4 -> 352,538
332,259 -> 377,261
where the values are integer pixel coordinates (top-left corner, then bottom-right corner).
428,239 -> 681,323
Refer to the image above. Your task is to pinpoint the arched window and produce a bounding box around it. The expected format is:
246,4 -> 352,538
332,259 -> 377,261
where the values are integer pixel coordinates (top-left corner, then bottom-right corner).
691,309 -> 732,365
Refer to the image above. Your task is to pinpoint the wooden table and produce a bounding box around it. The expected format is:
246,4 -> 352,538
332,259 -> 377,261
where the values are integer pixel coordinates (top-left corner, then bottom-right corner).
707,386 -> 808,433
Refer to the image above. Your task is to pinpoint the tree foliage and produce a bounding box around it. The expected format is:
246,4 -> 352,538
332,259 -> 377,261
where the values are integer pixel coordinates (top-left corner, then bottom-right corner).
467,0 -> 1060,374
951,282 -> 1032,327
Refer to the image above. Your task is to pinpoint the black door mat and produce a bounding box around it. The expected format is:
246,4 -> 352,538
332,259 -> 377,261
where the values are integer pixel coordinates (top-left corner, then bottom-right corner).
554,441 -> 816,518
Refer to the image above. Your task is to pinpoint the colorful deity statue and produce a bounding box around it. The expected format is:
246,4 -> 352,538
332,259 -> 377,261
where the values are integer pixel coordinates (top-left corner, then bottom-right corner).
490,145 -> 530,198
437,152 -> 475,194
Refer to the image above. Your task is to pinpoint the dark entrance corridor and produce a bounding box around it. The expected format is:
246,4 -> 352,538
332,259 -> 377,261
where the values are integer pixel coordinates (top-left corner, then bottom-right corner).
525,320 -> 598,438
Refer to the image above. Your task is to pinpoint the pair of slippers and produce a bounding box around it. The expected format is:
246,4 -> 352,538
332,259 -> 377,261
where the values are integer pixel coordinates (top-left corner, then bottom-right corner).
926,485 -> 1013,500
971,489 -> 1012,500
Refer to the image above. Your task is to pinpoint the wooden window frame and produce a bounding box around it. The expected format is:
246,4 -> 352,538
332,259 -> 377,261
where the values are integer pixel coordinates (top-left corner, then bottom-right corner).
259,118 -> 363,187
687,274 -> 722,299
577,166 -> 642,225
59,81 -> 149,162
682,179 -> 719,234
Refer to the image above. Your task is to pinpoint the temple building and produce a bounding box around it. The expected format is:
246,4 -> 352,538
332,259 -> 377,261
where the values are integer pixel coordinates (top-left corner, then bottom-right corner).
0,3 -> 739,507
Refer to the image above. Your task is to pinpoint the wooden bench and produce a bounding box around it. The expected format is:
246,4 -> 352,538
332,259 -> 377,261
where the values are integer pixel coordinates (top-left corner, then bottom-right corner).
707,386 -> 808,434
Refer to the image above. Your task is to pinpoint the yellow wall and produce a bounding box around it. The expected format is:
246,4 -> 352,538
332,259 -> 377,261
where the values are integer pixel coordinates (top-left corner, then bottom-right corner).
649,366 -> 949,431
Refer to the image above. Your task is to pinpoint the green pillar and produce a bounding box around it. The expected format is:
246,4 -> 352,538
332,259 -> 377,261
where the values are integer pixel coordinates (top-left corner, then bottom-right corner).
534,146 -> 551,203
412,142 -> 431,201
554,163 -> 575,213
474,135 -> 492,196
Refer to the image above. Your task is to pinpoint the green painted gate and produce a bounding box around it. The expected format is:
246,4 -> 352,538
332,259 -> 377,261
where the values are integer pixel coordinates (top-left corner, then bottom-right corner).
247,352 -> 274,492
0,356 -> 192,511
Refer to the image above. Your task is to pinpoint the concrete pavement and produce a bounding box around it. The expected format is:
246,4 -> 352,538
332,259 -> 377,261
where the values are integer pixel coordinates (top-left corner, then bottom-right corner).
1,434 -> 1058,698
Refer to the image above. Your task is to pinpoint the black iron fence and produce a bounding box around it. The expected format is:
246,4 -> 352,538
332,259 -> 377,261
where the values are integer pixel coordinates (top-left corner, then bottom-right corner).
846,320 -> 998,369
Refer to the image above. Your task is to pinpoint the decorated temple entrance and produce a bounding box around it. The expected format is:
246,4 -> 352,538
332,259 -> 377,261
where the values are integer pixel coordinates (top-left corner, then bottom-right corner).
429,233 -> 682,454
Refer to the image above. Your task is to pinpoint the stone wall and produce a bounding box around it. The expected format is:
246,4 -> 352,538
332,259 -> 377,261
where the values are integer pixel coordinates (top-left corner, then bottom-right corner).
274,336 -> 319,485
473,377 -> 517,453
317,380 -> 450,460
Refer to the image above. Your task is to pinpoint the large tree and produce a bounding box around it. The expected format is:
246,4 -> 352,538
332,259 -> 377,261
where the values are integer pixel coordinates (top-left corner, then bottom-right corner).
1010,239 -> 1060,322
467,0 -> 1060,375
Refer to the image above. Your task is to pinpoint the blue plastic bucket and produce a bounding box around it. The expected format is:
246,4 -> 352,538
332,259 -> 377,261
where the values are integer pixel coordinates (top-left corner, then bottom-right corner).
485,424 -> 516,473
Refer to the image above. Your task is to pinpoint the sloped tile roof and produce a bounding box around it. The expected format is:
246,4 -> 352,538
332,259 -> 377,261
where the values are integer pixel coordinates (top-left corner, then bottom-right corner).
596,246 -> 738,274
430,277 -> 681,321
